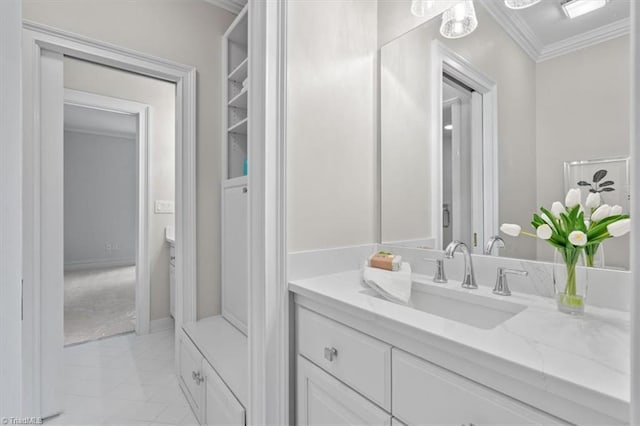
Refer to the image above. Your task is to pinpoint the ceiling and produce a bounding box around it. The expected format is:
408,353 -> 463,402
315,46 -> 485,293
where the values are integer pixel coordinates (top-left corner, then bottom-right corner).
478,0 -> 630,62
65,104 -> 137,139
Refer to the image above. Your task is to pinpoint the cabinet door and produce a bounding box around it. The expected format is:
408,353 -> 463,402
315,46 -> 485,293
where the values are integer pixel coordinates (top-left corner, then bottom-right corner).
222,185 -> 248,334
392,349 -> 564,426
169,262 -> 175,318
297,356 -> 391,426
202,361 -> 245,426
177,332 -> 204,423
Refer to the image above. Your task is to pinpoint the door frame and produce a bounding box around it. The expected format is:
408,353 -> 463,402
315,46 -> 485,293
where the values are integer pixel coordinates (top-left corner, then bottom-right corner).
63,88 -> 151,335
22,21 -> 197,417
431,40 -> 498,252
247,0 -> 291,424
0,0 -> 23,418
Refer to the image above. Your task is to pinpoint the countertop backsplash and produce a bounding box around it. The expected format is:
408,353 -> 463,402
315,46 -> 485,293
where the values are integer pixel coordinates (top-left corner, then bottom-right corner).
288,244 -> 631,312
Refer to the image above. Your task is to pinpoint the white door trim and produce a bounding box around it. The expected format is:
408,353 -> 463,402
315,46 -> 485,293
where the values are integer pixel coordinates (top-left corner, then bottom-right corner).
22,21 -> 197,417
631,2 -> 639,424
0,0 -> 23,418
431,40 -> 499,252
64,88 -> 151,335
247,0 -> 290,424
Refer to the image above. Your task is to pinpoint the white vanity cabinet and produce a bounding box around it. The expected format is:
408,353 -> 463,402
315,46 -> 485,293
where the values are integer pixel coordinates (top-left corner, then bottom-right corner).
169,245 -> 175,318
392,349 -> 564,426
297,355 -> 391,426
295,305 -> 566,426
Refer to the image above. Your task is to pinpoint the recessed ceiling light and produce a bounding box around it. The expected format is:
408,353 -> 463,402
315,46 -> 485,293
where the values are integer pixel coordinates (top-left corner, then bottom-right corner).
561,0 -> 609,19
444,124 -> 453,130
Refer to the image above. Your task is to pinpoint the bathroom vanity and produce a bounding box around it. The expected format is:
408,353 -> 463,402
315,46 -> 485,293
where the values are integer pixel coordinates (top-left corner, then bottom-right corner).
290,256 -> 629,426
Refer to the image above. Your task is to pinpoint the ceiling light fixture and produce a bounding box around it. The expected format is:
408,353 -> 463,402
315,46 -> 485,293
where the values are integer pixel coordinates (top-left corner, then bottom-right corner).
504,0 -> 541,9
561,0 -> 609,19
444,124 -> 453,130
410,0 -> 435,17
440,0 -> 478,39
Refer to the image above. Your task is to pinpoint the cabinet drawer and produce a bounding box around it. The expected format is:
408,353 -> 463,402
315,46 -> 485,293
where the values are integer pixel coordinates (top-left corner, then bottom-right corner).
297,356 -> 391,426
392,349 -> 565,425
178,331 -> 204,423
297,307 -> 391,410
202,361 -> 245,426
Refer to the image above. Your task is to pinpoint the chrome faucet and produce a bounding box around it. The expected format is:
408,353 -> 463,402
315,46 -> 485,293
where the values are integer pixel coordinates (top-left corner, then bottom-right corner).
444,240 -> 477,289
484,235 -> 505,255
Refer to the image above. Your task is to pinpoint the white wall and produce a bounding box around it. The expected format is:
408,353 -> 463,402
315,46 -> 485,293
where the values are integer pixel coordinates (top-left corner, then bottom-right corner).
64,130 -> 136,269
23,0 -> 235,319
287,0 -> 378,252
63,58 -> 175,321
0,0 -> 22,417
535,36 -> 630,268
379,4 -> 538,259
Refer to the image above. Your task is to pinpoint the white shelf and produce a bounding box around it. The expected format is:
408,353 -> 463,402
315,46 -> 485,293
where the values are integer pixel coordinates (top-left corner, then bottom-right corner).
228,118 -> 248,135
228,58 -> 248,83
228,90 -> 247,109
183,316 -> 248,407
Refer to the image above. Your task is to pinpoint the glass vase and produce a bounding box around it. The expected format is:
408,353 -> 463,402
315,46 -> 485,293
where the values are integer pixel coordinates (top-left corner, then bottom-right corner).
584,243 -> 605,268
553,247 -> 587,315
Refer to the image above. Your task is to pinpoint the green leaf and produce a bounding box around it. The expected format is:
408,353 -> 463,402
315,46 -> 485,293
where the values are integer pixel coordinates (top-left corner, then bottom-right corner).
593,169 -> 607,183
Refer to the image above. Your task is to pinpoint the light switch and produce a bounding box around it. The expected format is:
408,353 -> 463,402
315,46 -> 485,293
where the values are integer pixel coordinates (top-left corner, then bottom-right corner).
155,200 -> 175,214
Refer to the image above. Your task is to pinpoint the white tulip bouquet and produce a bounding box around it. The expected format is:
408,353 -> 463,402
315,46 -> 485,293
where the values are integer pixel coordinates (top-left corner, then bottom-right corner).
500,188 -> 630,311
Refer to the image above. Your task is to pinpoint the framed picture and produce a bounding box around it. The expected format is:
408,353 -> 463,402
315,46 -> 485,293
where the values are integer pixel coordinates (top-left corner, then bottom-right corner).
564,156 -> 630,213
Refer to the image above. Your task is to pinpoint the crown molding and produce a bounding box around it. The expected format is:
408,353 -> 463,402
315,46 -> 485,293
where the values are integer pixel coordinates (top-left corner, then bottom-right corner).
537,17 -> 630,62
478,0 -> 541,62
204,0 -> 245,14
478,0 -> 630,63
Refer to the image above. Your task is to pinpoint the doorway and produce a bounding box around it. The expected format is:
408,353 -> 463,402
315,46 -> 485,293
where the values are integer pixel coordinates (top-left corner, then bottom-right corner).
22,23 -> 195,418
431,40 -> 499,254
63,89 -> 149,346
442,75 -> 474,250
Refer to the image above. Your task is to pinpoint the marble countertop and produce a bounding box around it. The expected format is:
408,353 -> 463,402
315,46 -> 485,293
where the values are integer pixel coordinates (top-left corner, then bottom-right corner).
289,270 -> 630,423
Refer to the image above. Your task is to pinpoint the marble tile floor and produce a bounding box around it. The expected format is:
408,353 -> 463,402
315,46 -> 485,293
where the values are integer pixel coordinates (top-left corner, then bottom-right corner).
46,328 -> 198,425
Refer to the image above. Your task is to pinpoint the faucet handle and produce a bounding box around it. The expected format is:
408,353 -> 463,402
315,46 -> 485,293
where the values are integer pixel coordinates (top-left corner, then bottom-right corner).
493,267 -> 528,296
423,258 -> 448,283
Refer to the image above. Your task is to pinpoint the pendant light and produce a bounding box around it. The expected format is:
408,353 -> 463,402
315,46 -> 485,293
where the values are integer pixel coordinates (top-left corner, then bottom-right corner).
410,0 -> 434,17
504,0 -> 541,9
440,0 -> 478,39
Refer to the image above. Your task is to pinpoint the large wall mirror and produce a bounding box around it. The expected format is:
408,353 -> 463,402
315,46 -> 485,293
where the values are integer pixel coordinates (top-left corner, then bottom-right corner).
379,0 -> 631,270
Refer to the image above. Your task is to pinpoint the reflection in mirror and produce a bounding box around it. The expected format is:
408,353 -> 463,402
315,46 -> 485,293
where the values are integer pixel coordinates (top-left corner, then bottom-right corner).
379,0 -> 630,269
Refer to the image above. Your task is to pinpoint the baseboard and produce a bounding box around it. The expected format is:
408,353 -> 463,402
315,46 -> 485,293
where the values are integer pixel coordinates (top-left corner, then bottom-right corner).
64,258 -> 135,272
150,316 -> 174,333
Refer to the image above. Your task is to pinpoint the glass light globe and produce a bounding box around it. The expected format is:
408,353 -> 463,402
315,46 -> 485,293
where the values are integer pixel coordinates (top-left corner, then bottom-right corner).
410,0 -> 435,17
440,1 -> 478,39
504,0 -> 542,10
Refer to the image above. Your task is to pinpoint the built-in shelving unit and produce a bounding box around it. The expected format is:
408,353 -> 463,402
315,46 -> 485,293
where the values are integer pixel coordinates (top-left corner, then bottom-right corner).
177,6 -> 250,425
225,6 -> 249,180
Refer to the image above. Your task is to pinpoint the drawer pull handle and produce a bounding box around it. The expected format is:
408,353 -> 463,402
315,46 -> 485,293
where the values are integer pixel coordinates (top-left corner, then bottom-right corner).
192,371 -> 204,385
324,347 -> 338,362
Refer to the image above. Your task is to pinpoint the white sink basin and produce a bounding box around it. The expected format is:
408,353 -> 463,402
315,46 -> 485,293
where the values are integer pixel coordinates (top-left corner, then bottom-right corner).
372,281 -> 526,330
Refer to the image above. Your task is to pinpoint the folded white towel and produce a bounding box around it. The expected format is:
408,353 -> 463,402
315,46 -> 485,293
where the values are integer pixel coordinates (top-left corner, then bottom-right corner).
361,262 -> 412,305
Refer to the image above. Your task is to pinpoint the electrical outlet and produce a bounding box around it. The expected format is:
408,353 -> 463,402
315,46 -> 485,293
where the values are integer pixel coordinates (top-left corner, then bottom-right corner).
155,200 -> 175,214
